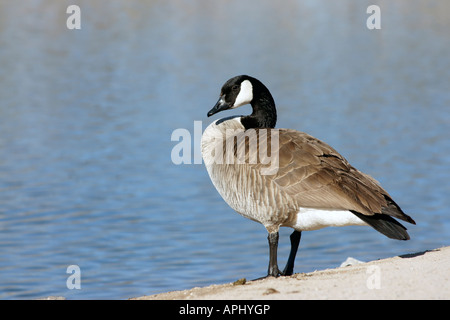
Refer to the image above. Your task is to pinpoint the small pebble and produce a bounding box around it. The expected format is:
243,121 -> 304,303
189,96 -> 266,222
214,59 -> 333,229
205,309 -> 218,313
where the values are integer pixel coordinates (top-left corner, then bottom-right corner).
232,278 -> 246,286
263,288 -> 279,295
340,257 -> 365,267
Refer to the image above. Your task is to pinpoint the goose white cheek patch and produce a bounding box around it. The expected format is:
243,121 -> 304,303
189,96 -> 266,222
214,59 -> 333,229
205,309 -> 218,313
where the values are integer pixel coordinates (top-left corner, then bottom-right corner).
232,80 -> 253,108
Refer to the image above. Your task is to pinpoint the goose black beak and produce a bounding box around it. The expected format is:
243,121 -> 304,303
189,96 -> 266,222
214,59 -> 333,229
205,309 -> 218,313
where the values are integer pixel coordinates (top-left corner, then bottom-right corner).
207,96 -> 230,117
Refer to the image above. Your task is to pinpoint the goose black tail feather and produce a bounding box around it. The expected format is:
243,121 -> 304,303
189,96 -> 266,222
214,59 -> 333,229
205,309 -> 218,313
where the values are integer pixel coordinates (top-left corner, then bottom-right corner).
351,211 -> 410,240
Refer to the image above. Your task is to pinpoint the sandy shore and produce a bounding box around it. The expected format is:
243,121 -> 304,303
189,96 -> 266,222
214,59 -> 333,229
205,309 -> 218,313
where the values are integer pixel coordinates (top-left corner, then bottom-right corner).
132,246 -> 449,300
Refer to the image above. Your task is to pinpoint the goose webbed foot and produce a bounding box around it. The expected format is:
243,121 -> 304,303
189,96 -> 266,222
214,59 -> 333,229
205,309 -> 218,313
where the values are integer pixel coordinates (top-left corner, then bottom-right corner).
267,265 -> 282,278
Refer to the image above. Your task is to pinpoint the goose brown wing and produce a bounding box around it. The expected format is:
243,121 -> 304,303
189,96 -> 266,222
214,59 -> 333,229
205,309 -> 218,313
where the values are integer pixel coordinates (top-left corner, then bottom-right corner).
232,128 -> 414,224
271,129 -> 410,221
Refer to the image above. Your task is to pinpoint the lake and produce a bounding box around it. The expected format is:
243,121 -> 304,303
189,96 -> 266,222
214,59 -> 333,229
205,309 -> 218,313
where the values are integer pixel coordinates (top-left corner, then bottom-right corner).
0,0 -> 449,299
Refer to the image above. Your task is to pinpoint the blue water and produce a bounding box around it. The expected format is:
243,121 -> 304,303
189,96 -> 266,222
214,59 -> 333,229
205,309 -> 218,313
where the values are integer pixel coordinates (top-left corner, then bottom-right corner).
0,0 -> 449,299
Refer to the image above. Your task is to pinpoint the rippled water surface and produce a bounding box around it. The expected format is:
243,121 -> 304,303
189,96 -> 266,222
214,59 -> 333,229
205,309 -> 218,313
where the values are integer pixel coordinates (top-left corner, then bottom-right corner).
0,0 -> 449,299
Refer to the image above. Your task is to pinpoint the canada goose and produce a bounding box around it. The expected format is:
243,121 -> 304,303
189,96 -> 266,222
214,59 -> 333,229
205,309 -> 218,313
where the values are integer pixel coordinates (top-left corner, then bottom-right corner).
201,75 -> 416,277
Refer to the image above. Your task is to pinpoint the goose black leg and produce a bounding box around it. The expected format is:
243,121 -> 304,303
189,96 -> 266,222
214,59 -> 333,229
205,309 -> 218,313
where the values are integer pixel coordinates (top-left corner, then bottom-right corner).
281,230 -> 302,276
267,232 -> 281,277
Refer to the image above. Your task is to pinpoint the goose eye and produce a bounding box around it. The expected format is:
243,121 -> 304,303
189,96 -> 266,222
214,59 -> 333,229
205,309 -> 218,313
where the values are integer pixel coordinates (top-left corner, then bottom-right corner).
232,85 -> 239,92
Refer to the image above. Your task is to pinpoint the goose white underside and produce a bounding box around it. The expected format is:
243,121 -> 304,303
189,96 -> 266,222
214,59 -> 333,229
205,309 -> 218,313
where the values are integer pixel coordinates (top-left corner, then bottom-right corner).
292,208 -> 368,231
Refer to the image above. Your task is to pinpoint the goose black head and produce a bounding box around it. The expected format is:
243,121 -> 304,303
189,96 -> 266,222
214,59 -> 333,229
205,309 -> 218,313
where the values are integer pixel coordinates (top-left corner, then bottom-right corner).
207,75 -> 254,117
207,75 -> 277,129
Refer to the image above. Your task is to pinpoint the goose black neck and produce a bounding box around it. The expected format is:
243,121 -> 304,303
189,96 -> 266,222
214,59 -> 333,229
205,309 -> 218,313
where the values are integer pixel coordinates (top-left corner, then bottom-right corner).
240,78 -> 277,130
